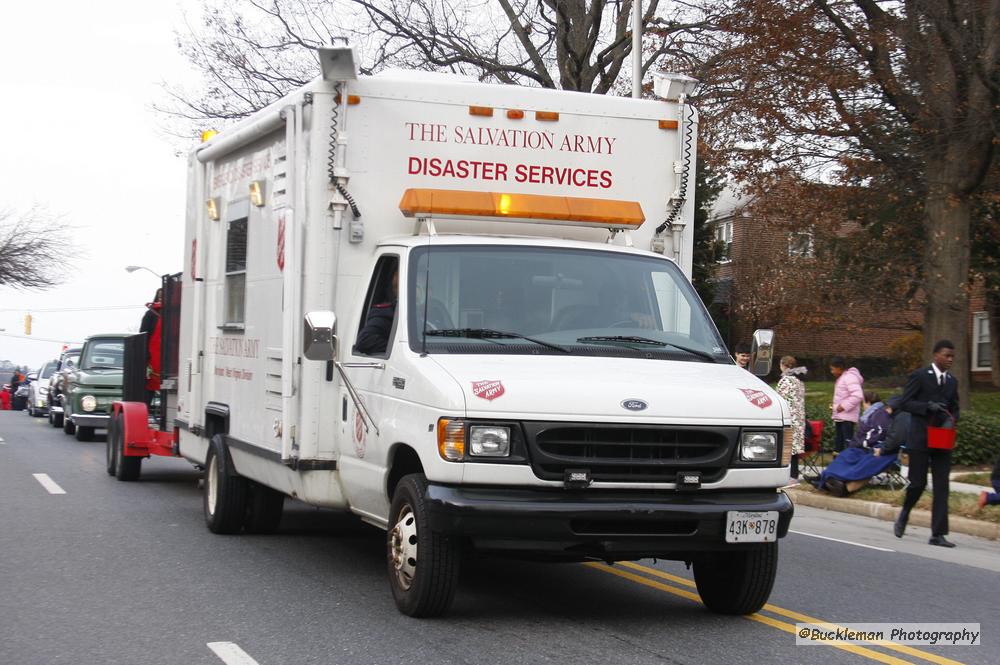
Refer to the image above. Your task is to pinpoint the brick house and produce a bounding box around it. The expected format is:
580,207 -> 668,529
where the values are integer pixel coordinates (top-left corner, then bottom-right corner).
708,187 -> 993,382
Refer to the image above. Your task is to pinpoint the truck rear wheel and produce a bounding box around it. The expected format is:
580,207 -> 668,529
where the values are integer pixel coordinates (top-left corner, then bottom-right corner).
75,425 -> 94,441
386,474 -> 460,617
204,434 -> 248,534
693,542 -> 778,615
244,482 -> 284,534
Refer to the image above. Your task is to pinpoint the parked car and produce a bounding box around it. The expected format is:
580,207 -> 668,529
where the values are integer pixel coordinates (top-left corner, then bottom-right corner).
27,360 -> 60,417
48,347 -> 82,428
64,335 -> 126,441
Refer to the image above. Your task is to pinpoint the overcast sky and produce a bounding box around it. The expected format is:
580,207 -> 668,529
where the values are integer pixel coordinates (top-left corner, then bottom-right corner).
0,1 -> 202,369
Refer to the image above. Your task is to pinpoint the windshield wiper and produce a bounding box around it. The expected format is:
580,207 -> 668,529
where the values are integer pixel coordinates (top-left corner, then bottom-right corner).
575,336 -> 716,361
426,328 -> 569,353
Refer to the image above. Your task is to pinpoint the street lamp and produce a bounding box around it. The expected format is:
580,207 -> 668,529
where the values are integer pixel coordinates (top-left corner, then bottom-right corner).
125,265 -> 161,279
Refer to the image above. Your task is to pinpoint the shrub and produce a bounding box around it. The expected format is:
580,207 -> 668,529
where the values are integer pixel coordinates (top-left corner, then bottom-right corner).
804,403 -> 1000,465
952,412 -> 1000,466
887,332 -> 924,375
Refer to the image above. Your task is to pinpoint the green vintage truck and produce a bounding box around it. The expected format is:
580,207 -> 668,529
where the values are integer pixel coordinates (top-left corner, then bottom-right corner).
63,334 -> 128,441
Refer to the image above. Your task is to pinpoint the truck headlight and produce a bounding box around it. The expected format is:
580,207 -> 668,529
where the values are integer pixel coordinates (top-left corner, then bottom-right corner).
81,395 -> 97,412
740,432 -> 777,462
469,426 -> 510,457
437,419 -> 466,461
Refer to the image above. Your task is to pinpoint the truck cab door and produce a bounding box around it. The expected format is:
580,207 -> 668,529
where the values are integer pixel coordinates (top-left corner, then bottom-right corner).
338,252 -> 401,521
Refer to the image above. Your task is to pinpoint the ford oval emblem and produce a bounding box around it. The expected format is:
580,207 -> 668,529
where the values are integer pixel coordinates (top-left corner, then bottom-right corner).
621,399 -> 648,412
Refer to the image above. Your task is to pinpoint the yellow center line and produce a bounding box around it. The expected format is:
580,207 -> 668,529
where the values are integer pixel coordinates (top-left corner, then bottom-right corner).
614,561 -> 966,665
585,562 -> 915,665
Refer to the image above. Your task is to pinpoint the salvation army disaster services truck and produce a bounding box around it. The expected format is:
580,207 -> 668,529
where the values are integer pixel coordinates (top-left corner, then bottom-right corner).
122,46 -> 794,617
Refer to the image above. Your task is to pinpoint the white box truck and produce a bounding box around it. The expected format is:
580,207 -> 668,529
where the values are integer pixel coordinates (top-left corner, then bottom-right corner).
155,47 -> 792,617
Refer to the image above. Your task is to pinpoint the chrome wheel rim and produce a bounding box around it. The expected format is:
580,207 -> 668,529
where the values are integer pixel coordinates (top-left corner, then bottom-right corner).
389,504 -> 418,590
206,454 -> 218,517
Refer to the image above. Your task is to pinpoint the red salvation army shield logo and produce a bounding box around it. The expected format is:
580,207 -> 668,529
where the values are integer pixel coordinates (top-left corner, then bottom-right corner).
471,380 -> 505,401
740,388 -> 772,409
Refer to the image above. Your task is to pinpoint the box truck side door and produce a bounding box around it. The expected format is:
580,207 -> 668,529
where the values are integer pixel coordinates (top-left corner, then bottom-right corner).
337,252 -> 401,519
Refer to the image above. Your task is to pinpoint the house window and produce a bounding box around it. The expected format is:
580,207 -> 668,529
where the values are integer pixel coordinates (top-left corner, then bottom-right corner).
225,217 -> 248,325
788,231 -> 815,258
715,220 -> 733,262
973,312 -> 991,370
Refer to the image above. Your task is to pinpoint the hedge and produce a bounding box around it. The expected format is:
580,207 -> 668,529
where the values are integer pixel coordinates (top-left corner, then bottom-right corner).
802,404 -> 1000,466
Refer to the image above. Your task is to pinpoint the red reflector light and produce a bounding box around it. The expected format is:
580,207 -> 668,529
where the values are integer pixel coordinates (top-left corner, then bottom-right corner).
506,109 -> 525,119
469,106 -> 494,117
659,119 -> 678,130
535,111 -> 559,121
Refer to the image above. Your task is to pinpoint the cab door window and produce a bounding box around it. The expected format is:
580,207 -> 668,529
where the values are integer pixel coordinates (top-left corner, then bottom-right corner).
354,256 -> 399,357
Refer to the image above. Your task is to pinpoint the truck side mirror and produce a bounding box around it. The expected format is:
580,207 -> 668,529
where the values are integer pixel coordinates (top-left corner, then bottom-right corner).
750,329 -> 775,377
304,311 -> 338,361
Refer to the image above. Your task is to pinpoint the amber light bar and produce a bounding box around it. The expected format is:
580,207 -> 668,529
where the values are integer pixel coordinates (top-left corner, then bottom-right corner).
398,188 -> 645,229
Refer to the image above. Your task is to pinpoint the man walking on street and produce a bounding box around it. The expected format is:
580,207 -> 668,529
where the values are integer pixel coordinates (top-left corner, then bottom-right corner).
894,340 -> 960,547
830,357 -> 864,452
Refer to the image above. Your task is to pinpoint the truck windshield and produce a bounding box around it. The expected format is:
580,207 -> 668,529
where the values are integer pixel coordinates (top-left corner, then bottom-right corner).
40,361 -> 59,378
407,245 -> 729,361
81,340 -> 125,370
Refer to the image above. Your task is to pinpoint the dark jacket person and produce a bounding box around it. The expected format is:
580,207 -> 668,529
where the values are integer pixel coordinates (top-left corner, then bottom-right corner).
356,270 -> 398,355
894,339 -> 960,547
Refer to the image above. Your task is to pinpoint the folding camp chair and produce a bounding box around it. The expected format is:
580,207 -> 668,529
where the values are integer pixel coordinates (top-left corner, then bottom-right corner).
797,420 -> 825,481
871,447 -> 910,491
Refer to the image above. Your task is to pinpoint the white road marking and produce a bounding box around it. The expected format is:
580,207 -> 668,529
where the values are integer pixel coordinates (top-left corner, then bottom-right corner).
207,642 -> 261,665
0,437 -> 6,444
789,529 -> 894,552
32,473 -> 67,495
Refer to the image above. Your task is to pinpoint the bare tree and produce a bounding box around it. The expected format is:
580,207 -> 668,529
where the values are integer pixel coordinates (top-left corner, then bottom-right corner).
0,208 -> 75,290
159,0 -> 714,131
693,0 -> 1000,406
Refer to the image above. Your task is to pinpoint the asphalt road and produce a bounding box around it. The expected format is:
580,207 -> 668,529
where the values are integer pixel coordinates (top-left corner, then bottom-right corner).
1,408 -> 996,665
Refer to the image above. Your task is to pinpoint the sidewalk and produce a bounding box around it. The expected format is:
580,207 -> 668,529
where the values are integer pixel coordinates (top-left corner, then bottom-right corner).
787,465 -> 999,540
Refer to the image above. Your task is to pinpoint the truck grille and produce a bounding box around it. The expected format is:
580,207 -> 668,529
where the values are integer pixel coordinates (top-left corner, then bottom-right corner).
523,423 -> 736,483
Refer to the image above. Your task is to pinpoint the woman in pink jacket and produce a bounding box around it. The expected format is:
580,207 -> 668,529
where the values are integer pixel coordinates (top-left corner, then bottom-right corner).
830,357 -> 864,452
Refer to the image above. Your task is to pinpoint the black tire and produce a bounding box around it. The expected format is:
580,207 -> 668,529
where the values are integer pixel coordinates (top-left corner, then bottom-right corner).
203,434 -> 249,534
386,474 -> 461,617
112,414 -> 142,481
75,425 -> 95,442
28,405 -> 35,417
693,542 -> 778,615
106,413 -> 119,475
52,409 -> 64,428
244,482 -> 285,534
63,415 -> 76,435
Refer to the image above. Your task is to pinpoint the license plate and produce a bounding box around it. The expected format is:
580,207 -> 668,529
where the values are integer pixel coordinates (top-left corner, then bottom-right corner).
725,511 -> 778,543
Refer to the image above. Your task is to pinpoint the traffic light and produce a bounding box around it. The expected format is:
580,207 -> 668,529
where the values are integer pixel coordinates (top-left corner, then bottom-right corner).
24,313 -> 32,335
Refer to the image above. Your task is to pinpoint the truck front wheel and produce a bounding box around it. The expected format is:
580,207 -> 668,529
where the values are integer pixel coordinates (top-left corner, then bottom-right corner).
203,434 -> 248,534
386,474 -> 460,617
75,425 -> 94,441
63,415 -> 76,436
693,542 -> 778,615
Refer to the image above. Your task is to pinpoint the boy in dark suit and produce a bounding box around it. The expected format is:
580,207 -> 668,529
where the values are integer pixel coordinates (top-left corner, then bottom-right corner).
894,339 -> 960,547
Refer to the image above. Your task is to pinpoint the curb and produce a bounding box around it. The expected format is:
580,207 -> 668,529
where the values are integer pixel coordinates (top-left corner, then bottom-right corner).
786,489 -> 1000,541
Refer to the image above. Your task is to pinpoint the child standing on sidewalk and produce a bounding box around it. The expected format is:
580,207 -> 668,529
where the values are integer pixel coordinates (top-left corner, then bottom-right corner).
830,357 -> 864,452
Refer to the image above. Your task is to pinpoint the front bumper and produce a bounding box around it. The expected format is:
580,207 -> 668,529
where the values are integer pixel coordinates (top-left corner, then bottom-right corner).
425,484 -> 794,560
70,413 -> 110,428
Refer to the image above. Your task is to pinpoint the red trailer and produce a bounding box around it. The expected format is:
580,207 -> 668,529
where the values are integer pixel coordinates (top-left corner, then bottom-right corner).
107,273 -> 183,481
